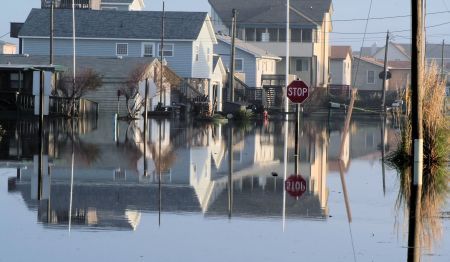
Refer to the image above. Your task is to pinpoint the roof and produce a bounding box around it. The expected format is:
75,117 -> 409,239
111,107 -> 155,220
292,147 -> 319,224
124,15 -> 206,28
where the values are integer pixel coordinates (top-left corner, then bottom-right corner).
354,56 -> 411,70
330,46 -> 352,60
0,55 -> 158,79
208,0 -> 332,28
359,42 -> 450,60
19,8 -> 209,40
216,34 -> 281,60
353,56 -> 385,68
0,40 -> 16,46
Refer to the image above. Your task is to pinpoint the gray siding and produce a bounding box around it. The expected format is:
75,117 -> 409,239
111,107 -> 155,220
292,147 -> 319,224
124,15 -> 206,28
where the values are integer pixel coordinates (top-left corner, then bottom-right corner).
352,59 -> 384,91
23,38 -> 194,78
214,41 -> 257,87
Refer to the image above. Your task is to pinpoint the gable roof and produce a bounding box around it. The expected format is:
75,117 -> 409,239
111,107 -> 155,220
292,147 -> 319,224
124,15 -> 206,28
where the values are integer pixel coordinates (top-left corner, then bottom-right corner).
330,46 -> 352,60
216,34 -> 281,60
208,0 -> 332,28
19,9 -> 210,40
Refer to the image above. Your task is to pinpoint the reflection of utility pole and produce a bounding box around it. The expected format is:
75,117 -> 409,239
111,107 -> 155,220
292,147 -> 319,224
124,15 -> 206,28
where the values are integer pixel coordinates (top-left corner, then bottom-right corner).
143,79 -> 149,176
158,120 -> 162,226
38,71 -> 45,200
229,9 -> 237,102
380,116 -> 386,196
381,31 -> 389,112
227,126 -> 234,218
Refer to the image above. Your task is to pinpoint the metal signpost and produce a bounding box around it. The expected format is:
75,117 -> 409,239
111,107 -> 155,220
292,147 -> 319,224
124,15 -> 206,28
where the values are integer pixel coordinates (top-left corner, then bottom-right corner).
285,80 -> 309,199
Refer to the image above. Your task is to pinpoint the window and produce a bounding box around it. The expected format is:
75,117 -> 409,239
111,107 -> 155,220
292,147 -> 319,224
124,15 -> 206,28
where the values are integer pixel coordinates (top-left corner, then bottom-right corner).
245,28 -> 256,41
261,32 -> 270,42
279,28 -> 286,42
195,45 -> 199,61
367,70 -> 375,84
302,29 -> 313,42
296,58 -> 309,72
158,43 -> 174,57
116,43 -> 128,56
10,73 -> 20,89
142,43 -> 154,57
268,28 -> 278,42
291,29 -> 302,42
256,28 -> 266,42
235,58 -> 244,72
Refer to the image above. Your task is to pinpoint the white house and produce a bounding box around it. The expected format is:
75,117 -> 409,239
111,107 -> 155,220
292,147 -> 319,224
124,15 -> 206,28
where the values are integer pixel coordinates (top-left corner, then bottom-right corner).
0,40 -> 16,54
215,34 -> 281,88
330,46 -> 352,86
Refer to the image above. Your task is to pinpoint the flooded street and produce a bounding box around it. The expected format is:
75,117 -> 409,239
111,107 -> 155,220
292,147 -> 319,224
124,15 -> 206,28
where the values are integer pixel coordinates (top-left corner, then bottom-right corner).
0,115 -> 448,262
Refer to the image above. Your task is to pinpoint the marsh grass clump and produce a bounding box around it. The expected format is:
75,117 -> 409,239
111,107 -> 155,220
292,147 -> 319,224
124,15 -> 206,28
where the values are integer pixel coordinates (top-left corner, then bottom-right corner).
387,64 -> 449,253
386,64 -> 449,170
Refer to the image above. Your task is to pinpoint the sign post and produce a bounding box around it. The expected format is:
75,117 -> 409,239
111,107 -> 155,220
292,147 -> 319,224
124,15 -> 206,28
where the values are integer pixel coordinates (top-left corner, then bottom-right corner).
287,80 -> 309,176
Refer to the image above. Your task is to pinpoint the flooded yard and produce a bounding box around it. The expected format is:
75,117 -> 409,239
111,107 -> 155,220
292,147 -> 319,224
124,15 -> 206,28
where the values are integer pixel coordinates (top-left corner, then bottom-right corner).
0,115 -> 448,262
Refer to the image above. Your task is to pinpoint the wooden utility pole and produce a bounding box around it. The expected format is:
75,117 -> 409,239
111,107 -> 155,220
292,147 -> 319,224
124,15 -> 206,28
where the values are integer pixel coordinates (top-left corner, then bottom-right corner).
50,0 -> 54,65
408,0 -> 424,261
381,31 -> 389,112
229,9 -> 237,102
159,1 -> 165,106
411,0 -> 424,187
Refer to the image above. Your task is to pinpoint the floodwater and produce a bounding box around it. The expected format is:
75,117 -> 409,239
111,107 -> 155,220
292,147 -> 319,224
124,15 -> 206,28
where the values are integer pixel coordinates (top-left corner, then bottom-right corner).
0,115 -> 448,262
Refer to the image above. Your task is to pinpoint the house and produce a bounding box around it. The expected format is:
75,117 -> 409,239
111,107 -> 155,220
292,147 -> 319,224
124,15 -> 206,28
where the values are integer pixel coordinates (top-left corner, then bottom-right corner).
0,54 -> 175,114
209,0 -> 333,88
211,55 -> 226,112
329,46 -> 352,86
0,40 -> 16,54
352,56 -> 410,92
215,34 -> 281,88
352,57 -> 386,91
15,9 -> 217,82
40,0 -> 144,11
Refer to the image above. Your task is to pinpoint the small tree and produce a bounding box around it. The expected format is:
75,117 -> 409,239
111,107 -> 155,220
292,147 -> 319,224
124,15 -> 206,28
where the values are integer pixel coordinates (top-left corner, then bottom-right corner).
57,68 -> 103,117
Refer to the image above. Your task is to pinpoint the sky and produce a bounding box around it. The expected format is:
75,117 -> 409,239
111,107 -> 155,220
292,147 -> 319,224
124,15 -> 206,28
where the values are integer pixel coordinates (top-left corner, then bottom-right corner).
1,0 -> 450,49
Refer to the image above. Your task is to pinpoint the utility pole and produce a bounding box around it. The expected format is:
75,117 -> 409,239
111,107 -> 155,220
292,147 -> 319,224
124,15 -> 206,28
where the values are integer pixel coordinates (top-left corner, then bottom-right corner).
408,0 -> 424,261
411,0 -> 424,187
229,9 -> 237,102
159,1 -> 165,107
50,0 -> 54,65
381,30 -> 389,112
285,0 -> 290,116
143,79 -> 149,176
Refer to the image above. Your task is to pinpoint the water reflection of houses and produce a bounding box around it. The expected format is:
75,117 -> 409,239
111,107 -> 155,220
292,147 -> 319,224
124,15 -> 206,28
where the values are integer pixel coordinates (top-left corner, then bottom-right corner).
8,118 -> 331,231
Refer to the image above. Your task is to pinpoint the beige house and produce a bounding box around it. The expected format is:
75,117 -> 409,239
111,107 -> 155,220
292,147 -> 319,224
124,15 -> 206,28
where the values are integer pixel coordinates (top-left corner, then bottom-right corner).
209,0 -> 333,88
0,41 -> 16,54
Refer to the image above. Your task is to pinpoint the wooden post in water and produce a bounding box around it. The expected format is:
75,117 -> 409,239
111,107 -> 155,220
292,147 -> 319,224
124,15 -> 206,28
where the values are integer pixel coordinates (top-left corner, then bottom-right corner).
229,9 -> 237,103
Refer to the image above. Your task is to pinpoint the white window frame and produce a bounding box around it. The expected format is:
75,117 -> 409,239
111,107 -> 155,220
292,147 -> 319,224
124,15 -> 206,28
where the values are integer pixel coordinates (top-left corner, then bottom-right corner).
158,43 -> 174,57
141,42 -> 155,57
235,58 -> 244,72
116,43 -> 128,56
367,70 -> 375,84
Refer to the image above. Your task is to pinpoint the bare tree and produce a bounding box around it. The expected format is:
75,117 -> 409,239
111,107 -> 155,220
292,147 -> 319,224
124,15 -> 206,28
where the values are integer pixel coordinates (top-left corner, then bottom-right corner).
120,63 -> 151,119
57,68 -> 103,117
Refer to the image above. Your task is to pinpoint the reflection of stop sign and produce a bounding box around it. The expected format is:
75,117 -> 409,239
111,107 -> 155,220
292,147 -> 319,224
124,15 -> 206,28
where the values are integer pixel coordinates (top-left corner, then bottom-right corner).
285,175 -> 307,198
287,80 -> 309,104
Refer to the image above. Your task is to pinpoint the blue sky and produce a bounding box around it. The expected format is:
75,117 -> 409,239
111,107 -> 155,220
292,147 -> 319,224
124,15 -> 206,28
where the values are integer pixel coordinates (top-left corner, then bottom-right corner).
1,0 -> 449,48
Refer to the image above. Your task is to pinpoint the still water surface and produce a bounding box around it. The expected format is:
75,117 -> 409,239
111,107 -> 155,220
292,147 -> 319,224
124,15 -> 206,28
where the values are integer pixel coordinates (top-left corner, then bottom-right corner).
0,115 -> 448,262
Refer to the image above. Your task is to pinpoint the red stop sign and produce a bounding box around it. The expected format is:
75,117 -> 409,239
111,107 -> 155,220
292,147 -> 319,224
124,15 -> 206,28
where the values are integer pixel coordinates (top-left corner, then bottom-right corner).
285,175 -> 307,198
287,80 -> 309,104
